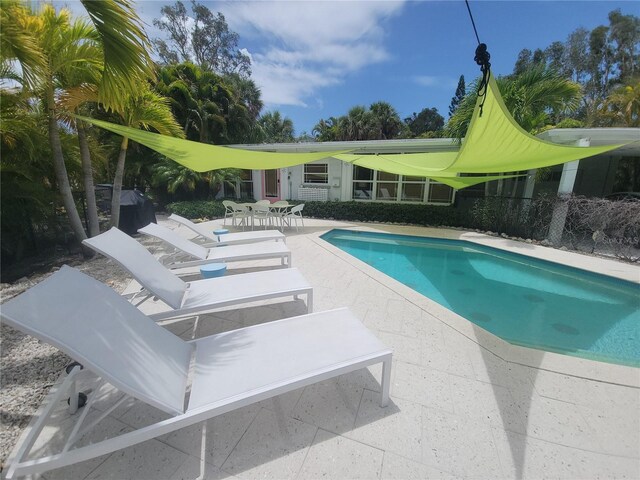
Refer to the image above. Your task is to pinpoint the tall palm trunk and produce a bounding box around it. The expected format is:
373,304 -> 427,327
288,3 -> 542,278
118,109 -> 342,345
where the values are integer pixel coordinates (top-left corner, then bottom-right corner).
110,136 -> 129,228
77,118 -> 100,237
46,86 -> 88,245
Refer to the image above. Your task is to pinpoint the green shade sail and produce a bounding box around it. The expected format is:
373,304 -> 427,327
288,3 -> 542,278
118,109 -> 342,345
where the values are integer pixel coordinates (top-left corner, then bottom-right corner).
79,72 -> 622,190
76,116 -> 347,172
335,153 -> 524,189
427,174 -> 525,189
335,152 -> 459,173
437,74 -> 622,173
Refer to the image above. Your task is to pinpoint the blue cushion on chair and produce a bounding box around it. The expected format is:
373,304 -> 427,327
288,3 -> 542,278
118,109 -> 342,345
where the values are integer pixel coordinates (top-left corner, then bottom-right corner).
200,263 -> 227,278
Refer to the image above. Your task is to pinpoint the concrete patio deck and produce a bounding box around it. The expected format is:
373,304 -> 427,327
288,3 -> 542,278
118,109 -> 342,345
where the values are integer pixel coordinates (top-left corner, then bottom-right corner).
9,217 -> 639,479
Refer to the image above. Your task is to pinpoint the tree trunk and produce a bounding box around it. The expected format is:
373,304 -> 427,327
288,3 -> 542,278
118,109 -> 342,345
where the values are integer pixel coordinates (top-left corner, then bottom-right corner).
77,119 -> 100,237
46,86 -> 88,247
110,137 -> 129,228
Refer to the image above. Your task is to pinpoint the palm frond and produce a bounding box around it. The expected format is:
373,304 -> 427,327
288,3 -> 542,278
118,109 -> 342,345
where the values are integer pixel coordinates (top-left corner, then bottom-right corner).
0,1 -> 46,89
80,0 -> 154,111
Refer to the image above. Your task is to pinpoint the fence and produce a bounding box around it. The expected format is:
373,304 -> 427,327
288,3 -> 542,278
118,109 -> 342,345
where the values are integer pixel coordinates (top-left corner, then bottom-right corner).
458,194 -> 640,262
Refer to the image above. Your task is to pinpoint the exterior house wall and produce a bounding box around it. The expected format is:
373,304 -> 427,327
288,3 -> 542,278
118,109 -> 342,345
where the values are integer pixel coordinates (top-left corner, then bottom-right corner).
285,158 -> 344,201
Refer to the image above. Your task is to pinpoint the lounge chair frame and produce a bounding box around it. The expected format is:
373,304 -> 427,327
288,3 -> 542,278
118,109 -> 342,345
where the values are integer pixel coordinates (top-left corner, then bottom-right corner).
2,268 -> 391,479
83,228 -> 312,321
169,213 -> 285,246
139,223 -> 291,269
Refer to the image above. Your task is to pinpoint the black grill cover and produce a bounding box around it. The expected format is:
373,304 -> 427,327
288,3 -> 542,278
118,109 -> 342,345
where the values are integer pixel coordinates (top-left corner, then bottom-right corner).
118,190 -> 156,235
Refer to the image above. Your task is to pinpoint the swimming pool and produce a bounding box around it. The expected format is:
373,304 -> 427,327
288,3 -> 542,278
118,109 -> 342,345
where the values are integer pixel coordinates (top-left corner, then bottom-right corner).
321,229 -> 640,367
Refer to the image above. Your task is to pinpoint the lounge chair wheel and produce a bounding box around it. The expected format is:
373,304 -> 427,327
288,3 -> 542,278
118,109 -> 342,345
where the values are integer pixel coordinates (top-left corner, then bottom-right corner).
67,392 -> 88,408
65,361 -> 84,374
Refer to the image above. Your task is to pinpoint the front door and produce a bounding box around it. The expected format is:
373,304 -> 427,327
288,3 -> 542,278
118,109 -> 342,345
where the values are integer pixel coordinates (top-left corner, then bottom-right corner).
263,169 -> 280,200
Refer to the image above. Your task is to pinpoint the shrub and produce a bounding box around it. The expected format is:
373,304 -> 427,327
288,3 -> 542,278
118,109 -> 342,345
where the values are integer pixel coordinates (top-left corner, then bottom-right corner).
302,201 -> 466,227
166,200 -> 225,220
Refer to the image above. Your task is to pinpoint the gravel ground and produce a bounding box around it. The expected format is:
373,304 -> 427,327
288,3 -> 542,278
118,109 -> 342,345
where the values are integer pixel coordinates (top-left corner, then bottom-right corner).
0,235 -> 164,469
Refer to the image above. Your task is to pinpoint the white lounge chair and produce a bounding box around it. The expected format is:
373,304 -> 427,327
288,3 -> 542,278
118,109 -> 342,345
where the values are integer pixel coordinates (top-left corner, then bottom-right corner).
83,228 -> 312,321
138,223 -> 291,269
168,213 -> 285,246
0,266 -> 392,479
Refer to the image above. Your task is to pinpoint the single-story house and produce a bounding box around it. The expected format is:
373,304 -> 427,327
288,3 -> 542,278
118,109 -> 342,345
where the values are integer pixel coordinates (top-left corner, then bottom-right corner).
225,128 -> 640,204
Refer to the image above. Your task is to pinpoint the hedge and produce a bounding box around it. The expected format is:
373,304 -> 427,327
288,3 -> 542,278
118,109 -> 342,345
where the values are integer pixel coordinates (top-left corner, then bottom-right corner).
166,200 -> 226,220
303,201 -> 467,227
166,199 -> 467,228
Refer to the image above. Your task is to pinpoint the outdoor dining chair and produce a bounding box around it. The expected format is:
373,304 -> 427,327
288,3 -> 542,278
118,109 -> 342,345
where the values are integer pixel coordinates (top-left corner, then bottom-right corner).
221,200 -> 236,226
283,204 -> 305,232
268,201 -> 292,231
0,266 -> 392,479
252,203 -> 273,229
231,203 -> 252,229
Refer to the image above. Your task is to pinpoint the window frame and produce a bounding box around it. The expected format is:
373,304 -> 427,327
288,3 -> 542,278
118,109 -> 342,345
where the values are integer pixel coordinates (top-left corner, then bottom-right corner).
303,163 -> 329,184
351,165 -> 454,205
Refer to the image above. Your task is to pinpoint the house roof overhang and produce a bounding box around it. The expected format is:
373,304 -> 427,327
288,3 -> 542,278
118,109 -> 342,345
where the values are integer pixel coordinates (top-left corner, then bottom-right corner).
229,128 -> 640,157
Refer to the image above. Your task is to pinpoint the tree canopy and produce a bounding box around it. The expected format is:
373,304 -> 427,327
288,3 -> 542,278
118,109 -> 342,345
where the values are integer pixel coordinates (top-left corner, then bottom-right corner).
153,0 -> 251,78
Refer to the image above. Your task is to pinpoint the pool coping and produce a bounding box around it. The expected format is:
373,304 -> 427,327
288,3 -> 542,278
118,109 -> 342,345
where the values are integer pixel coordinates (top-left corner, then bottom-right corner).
310,225 -> 640,388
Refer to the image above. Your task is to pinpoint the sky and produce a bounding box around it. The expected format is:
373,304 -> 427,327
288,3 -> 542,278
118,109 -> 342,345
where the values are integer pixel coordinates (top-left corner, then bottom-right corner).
55,1 -> 638,136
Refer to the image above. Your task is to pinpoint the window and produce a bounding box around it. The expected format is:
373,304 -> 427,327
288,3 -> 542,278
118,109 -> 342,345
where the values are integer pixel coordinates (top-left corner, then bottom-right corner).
427,181 -> 453,203
351,166 -> 454,204
237,169 -> 254,199
376,172 -> 399,201
352,166 -> 373,199
304,163 -> 328,184
401,176 -> 426,202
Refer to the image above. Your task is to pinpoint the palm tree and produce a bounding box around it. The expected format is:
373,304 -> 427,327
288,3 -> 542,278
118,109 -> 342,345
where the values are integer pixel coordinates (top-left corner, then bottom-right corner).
224,73 -> 264,121
258,111 -> 295,143
157,63 -> 237,143
312,117 -> 339,141
110,86 -> 184,227
56,42 -> 104,238
601,79 -> 640,127
23,5 -> 101,243
340,106 -> 376,141
7,1 -> 155,245
79,0 -> 154,112
446,64 -> 582,138
151,159 -> 241,199
370,101 -> 403,139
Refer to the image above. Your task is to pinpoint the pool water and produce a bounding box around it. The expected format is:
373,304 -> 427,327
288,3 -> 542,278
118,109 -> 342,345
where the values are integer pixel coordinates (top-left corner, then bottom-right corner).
321,229 -> 640,367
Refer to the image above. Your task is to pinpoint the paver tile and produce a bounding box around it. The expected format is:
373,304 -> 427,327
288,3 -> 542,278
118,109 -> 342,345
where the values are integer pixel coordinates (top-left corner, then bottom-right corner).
298,429 -> 384,480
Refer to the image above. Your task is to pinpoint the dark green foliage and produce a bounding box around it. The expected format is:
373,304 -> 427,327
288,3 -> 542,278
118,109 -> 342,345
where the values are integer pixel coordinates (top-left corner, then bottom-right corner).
448,75 -> 465,117
166,200 -> 227,219
446,65 -> 582,139
313,101 -> 403,141
301,201 -> 465,227
467,196 -> 554,239
167,199 -> 466,227
404,107 -> 444,137
258,111 -> 295,143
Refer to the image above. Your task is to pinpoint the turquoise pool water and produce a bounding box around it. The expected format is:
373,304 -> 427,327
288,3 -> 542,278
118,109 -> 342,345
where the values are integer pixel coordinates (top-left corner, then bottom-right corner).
322,229 -> 640,367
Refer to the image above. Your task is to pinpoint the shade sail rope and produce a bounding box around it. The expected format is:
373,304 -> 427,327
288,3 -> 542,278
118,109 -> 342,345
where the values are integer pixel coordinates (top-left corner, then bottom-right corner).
465,0 -> 491,116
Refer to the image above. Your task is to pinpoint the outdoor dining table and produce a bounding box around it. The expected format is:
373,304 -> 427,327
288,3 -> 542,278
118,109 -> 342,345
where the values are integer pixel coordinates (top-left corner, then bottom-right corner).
239,202 -> 293,230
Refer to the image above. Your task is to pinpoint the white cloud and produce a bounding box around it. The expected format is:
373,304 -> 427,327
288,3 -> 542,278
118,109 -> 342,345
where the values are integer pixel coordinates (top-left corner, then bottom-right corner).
220,1 -> 406,107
